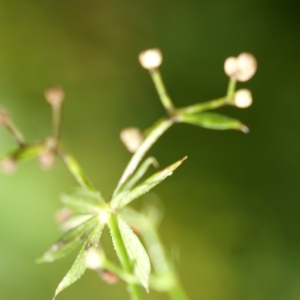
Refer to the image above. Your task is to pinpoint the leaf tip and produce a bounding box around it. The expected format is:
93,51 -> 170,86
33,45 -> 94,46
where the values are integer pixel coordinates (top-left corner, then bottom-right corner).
240,124 -> 249,134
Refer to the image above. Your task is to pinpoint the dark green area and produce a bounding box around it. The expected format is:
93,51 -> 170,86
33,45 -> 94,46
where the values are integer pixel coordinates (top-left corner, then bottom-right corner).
0,1 -> 300,299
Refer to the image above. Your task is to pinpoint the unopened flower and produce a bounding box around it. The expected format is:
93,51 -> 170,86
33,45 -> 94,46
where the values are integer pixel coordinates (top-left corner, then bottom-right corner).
224,57 -> 238,77
45,87 -> 65,107
1,157 -> 17,174
85,248 -> 104,270
234,89 -> 253,108
38,150 -> 56,170
138,49 -> 163,69
236,53 -> 257,82
224,53 -> 257,82
120,127 -> 143,153
99,269 -> 118,284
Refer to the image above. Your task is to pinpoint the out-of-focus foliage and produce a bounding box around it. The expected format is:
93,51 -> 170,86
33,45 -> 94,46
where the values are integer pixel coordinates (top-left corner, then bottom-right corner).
1,1 -> 300,300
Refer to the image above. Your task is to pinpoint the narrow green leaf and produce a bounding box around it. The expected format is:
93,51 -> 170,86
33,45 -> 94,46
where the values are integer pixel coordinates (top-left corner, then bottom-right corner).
111,156 -> 187,209
61,187 -> 105,214
53,220 -> 105,299
36,214 -> 99,263
178,112 -> 249,133
0,144 -> 43,161
120,157 -> 158,193
118,216 -> 151,291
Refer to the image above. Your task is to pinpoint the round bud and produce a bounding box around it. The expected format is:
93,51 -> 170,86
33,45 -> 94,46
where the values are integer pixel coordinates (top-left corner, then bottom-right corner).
120,127 -> 143,153
234,89 -> 253,108
85,248 -> 104,270
138,48 -> 162,69
45,87 -> 65,107
236,53 -> 257,82
224,57 -> 238,77
38,150 -> 56,170
1,157 -> 17,174
54,207 -> 73,225
99,269 -> 118,284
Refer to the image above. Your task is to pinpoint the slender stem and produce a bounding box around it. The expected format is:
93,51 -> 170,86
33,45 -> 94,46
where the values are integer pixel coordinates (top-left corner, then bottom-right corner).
52,104 -> 62,140
176,77 -> 237,116
56,144 -> 96,192
102,260 -> 139,284
177,97 -> 227,115
119,157 -> 158,193
108,214 -> 144,300
226,76 -> 237,103
113,117 -> 174,197
3,117 -> 25,146
149,69 -> 175,114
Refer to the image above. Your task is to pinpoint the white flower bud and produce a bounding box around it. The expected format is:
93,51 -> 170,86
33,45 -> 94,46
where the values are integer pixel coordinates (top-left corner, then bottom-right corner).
138,48 -> 162,69
45,87 -> 65,107
234,89 -> 253,108
236,53 -> 257,82
1,157 -> 17,174
120,127 -> 143,153
224,57 -> 238,77
38,150 -> 56,170
85,248 -> 104,270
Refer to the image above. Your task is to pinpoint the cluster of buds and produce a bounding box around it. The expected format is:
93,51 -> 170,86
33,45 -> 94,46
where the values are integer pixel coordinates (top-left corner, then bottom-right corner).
0,87 -> 65,174
224,53 -> 257,82
224,53 -> 257,109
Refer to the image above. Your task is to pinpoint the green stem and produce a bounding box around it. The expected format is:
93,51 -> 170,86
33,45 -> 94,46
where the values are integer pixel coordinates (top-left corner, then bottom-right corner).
5,118 -> 25,146
226,76 -> 237,103
56,144 -> 96,192
113,117 -> 174,197
149,69 -> 175,114
108,214 -> 144,300
52,103 -> 62,140
177,97 -> 227,115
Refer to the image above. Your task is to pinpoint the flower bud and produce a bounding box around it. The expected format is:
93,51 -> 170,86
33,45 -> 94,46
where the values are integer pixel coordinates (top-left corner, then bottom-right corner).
234,89 -> 253,108
236,53 -> 257,82
38,150 -> 56,170
1,157 -> 17,174
224,57 -> 238,77
0,110 -> 8,126
120,127 -> 143,153
99,269 -> 118,284
138,48 -> 162,69
85,248 -> 104,270
45,87 -> 65,107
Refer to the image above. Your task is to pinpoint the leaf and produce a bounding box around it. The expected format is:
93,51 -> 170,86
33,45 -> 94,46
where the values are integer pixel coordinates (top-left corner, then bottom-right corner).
53,220 -> 105,299
120,157 -> 158,193
111,156 -> 187,209
0,144 -> 43,161
178,112 -> 249,133
118,216 -> 151,291
36,214 -> 99,263
61,187 -> 105,214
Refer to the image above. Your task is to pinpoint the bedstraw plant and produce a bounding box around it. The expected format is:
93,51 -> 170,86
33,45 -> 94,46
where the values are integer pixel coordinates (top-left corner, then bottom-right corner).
0,49 -> 257,300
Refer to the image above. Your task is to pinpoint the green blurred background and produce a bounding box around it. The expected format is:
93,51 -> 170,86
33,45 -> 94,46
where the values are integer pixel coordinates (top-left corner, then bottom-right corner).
0,1 -> 300,299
